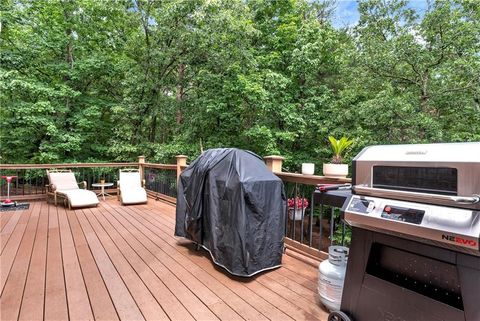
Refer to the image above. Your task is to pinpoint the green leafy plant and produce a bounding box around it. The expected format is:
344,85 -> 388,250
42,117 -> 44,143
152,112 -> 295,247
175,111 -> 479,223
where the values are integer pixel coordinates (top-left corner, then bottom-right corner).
328,136 -> 354,164
333,223 -> 352,247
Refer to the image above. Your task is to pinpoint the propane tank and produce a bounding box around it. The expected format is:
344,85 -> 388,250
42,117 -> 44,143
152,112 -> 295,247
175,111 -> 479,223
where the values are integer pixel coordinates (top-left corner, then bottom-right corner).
318,245 -> 349,312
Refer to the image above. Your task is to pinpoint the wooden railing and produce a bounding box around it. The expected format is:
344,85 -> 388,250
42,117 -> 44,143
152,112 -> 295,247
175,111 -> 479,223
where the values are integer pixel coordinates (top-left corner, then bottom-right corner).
264,156 -> 352,262
0,162 -> 139,201
275,171 -> 351,185
0,163 -> 139,169
2,153 -> 351,263
142,162 -> 178,204
0,156 -> 184,202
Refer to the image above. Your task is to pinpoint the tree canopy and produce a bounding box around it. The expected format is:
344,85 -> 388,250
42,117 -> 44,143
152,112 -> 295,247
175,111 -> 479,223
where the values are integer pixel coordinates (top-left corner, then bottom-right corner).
1,0 -> 479,170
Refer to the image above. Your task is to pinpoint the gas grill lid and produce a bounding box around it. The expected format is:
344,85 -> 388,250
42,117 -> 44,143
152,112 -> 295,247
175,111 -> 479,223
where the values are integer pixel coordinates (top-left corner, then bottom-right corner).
352,142 -> 480,210
353,142 -> 480,163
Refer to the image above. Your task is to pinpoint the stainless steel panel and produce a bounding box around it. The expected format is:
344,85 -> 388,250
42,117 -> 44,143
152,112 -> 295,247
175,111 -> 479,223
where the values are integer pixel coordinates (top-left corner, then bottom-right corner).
353,186 -> 480,210
353,142 -> 480,209
344,195 -> 480,255
354,142 -> 480,163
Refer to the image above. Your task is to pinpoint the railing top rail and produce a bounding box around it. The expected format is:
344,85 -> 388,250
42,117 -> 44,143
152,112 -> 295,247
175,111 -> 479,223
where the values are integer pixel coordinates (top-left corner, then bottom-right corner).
0,162 -> 139,170
143,163 -> 177,170
276,172 -> 351,185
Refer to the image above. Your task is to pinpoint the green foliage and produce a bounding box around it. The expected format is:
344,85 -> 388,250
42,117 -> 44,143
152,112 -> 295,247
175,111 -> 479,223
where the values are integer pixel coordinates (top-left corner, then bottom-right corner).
1,0 -> 478,166
333,223 -> 351,247
328,136 -> 354,164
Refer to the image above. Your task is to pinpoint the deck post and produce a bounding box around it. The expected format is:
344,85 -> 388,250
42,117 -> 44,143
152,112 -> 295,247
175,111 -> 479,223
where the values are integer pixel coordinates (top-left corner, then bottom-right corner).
138,155 -> 145,182
176,155 -> 188,180
264,155 -> 284,172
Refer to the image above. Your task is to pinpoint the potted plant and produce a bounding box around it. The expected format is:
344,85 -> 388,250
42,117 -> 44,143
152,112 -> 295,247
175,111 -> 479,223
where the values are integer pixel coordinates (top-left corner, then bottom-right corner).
288,197 -> 309,221
93,167 -> 112,184
301,163 -> 315,175
323,136 -> 354,178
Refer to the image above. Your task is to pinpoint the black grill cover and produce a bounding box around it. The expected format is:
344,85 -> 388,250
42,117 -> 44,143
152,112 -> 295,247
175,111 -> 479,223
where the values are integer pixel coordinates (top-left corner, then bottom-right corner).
175,148 -> 286,277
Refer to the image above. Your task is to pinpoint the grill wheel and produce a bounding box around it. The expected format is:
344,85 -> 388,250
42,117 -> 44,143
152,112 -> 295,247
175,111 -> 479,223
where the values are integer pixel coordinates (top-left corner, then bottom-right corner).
328,311 -> 352,321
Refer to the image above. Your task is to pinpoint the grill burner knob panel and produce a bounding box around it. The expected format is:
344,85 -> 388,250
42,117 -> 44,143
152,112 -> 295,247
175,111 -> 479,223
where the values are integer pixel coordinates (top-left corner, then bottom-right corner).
344,195 -> 480,255
381,205 -> 425,224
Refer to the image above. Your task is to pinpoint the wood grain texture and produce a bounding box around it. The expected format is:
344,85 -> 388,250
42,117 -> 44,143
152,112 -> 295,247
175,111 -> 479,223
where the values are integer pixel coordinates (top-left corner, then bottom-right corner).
0,199 -> 329,321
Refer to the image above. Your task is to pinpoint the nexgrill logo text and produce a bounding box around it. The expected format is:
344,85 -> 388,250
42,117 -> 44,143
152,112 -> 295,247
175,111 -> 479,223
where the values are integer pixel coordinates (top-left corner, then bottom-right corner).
441,234 -> 478,247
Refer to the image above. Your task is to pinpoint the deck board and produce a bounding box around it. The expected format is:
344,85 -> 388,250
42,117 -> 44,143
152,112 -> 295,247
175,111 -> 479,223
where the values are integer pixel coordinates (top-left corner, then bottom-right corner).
122,203 -> 328,320
121,204 -> 305,320
58,205 -> 95,320
129,201 -> 326,319
0,198 -> 329,321
84,206 -> 188,321
101,203 -> 242,320
1,208 -> 31,293
1,210 -> 18,233
119,201 -> 328,320
19,202 -> 49,320
1,202 -> 40,320
96,205 -> 226,320
0,211 -> 12,231
44,202 -> 69,321
105,203 -> 270,321
67,207 -> 119,320
75,208 -> 147,321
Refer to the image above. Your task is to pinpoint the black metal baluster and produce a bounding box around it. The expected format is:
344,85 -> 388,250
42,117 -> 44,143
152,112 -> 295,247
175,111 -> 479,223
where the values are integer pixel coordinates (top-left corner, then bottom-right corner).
285,188 -> 289,236
308,189 -> 315,247
292,183 -> 298,241
300,185 -> 305,244
287,184 -> 295,239
330,207 -> 335,246
29,170 -> 32,195
319,204 -> 323,251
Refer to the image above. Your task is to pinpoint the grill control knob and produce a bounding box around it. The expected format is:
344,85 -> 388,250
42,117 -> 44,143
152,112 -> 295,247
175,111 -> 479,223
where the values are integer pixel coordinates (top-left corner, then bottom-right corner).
384,206 -> 392,213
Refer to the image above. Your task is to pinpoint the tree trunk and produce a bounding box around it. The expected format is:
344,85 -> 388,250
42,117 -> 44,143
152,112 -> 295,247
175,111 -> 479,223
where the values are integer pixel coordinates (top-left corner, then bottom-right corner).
63,1 -> 74,69
420,74 -> 429,112
176,63 -> 185,124
150,115 -> 157,142
62,0 -> 74,139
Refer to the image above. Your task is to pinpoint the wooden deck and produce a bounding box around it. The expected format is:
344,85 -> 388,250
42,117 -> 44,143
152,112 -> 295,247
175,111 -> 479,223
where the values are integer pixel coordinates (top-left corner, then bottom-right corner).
0,198 -> 329,320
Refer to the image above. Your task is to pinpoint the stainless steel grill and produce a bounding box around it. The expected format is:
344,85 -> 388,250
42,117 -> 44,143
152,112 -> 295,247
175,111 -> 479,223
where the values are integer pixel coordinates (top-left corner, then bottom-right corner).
333,142 -> 480,321
351,142 -> 480,210
346,142 -> 480,255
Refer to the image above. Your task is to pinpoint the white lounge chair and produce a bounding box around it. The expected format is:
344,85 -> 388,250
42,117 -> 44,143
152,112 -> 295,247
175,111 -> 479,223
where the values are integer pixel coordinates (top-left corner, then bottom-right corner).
46,170 -> 99,209
117,169 -> 148,205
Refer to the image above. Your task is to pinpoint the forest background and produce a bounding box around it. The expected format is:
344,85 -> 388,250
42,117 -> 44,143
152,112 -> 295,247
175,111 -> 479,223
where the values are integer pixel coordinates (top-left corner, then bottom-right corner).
1,0 -> 479,171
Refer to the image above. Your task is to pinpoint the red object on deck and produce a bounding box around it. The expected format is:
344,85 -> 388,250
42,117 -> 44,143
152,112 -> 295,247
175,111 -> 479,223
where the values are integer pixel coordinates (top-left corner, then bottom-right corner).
1,176 -> 17,204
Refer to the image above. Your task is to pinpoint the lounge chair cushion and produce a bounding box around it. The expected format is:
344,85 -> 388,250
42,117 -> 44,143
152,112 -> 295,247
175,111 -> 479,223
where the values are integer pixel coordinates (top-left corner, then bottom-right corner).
120,172 -> 142,188
119,171 -> 147,205
48,172 -> 79,190
120,186 -> 147,204
59,189 -> 99,207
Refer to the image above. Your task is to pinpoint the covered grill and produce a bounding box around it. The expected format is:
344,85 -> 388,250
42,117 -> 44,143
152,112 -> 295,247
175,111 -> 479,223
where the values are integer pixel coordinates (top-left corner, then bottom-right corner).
175,148 -> 286,277
333,142 -> 480,321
